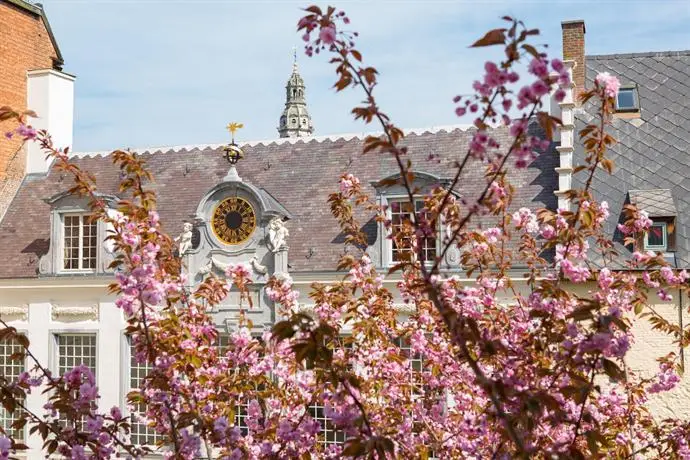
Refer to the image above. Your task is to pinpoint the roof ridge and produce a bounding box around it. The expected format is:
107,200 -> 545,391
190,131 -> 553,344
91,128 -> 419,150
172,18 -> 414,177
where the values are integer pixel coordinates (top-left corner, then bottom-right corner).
69,124 -> 475,159
587,50 -> 690,60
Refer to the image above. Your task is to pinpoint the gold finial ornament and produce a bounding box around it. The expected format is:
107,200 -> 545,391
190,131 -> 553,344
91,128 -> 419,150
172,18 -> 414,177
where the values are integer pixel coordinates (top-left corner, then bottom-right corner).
226,122 -> 244,143
223,122 -> 245,165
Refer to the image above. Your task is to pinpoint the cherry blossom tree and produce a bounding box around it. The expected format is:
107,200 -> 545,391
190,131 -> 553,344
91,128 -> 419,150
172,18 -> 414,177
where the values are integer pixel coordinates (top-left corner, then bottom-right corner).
0,4 -> 689,459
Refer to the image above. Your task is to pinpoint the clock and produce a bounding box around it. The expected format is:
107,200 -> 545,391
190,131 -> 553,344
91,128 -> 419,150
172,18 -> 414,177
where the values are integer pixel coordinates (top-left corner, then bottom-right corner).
211,197 -> 256,245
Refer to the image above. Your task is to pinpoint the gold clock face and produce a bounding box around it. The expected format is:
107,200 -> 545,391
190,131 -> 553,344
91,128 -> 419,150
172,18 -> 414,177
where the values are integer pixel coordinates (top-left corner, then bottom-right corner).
211,197 -> 256,245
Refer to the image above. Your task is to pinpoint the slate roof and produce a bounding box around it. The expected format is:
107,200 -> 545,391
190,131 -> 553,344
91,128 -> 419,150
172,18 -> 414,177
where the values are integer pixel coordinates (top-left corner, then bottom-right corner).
573,50 -> 690,266
0,126 -> 558,278
629,189 -> 677,217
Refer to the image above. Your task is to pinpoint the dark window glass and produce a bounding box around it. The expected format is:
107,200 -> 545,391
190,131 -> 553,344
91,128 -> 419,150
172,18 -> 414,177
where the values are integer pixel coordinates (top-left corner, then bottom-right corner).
646,223 -> 666,249
617,88 -> 637,111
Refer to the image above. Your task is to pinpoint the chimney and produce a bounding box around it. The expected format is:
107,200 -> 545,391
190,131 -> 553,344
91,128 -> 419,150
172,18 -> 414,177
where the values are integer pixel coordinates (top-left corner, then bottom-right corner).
561,20 -> 586,101
25,69 -> 75,174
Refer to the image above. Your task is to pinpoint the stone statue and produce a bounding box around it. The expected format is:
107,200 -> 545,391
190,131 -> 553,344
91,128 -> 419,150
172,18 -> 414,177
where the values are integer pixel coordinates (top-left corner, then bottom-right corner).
250,256 -> 268,275
175,222 -> 193,256
267,217 -> 289,252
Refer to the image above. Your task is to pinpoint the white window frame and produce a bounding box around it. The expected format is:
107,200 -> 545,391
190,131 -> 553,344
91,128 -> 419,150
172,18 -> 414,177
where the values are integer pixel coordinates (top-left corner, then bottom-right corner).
644,221 -> 668,251
0,333 -> 27,440
383,196 -> 439,267
216,331 -> 262,435
124,336 -> 162,448
60,212 -> 98,272
309,402 -> 347,447
50,331 -> 98,429
51,332 -> 98,377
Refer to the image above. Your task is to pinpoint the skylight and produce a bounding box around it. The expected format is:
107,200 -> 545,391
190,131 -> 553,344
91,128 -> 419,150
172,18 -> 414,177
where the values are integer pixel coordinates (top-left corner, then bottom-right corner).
616,86 -> 639,112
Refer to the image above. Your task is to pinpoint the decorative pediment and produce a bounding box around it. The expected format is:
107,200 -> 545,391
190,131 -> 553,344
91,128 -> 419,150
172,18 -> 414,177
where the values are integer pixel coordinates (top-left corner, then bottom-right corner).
371,171 -> 453,191
44,191 -> 118,208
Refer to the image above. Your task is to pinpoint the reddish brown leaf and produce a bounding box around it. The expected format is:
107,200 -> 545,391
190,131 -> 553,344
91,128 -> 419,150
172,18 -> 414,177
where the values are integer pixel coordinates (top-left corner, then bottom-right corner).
471,28 -> 506,47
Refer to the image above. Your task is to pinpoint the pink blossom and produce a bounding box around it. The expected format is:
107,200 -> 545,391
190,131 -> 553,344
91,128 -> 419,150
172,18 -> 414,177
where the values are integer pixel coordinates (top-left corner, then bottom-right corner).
339,173 -> 360,195
517,86 -> 535,109
595,71 -> 621,98
0,436 -> 10,460
16,124 -> 36,140
319,25 -> 337,45
551,58 -> 565,73
648,362 -> 680,393
528,58 -> 549,78
531,79 -> 550,98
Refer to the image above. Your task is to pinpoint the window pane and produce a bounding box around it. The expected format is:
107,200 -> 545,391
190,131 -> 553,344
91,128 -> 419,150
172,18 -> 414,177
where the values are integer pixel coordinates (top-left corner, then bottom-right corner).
63,215 -> 80,270
129,339 -> 161,447
215,333 -> 262,435
390,199 -> 437,263
647,223 -> 666,248
0,337 -> 25,439
63,215 -> 97,270
310,402 -> 346,447
57,334 -> 96,376
617,89 -> 636,110
82,220 -> 98,269
57,334 -> 97,429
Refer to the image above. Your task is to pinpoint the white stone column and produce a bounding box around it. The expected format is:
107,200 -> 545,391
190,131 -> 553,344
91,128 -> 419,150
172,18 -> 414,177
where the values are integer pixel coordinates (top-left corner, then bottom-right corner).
25,302 -> 51,459
97,302 -> 124,413
553,60 -> 577,211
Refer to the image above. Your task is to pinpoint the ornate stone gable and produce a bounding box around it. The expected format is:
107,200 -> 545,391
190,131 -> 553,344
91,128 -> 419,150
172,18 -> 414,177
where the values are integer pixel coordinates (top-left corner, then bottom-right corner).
177,166 -> 292,332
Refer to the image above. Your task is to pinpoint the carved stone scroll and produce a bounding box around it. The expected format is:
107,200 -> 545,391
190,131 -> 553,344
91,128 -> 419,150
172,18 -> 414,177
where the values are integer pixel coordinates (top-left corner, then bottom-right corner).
0,305 -> 28,321
51,303 -> 99,321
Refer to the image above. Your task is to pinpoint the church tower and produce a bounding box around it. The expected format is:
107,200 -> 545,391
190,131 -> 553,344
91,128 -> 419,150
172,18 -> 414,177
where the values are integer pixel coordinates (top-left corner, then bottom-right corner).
277,50 -> 314,138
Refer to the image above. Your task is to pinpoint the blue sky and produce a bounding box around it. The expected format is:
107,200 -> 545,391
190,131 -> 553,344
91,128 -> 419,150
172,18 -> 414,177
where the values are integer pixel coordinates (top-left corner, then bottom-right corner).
40,0 -> 690,152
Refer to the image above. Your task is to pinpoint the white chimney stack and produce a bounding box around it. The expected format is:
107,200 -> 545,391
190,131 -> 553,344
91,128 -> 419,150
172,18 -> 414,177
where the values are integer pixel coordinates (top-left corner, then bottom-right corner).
26,69 -> 75,174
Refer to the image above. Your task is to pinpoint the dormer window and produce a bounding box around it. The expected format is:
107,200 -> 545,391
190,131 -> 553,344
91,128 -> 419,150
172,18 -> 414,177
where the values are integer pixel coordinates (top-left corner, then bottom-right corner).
616,85 -> 639,112
372,171 -> 452,268
62,214 -> 98,271
628,189 -> 676,253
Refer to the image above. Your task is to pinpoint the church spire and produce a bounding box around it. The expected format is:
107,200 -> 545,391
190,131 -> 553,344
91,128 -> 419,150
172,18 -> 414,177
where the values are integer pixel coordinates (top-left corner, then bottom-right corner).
278,48 -> 313,138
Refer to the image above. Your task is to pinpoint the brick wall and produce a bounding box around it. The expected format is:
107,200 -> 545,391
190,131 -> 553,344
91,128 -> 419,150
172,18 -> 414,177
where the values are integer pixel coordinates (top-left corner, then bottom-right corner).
0,1 -> 59,217
561,20 -> 586,102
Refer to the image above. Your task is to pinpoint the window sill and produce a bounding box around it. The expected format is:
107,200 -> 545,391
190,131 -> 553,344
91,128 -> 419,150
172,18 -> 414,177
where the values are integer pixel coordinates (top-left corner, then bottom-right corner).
55,270 -> 98,276
614,111 -> 641,119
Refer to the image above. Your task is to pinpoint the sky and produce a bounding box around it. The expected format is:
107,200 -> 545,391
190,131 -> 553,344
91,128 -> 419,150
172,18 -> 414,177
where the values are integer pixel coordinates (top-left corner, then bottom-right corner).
38,0 -> 690,153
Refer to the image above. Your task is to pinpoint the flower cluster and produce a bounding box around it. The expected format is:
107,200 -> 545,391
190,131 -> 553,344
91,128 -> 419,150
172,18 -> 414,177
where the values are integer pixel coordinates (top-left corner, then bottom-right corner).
595,71 -> 622,98
0,9 -> 688,460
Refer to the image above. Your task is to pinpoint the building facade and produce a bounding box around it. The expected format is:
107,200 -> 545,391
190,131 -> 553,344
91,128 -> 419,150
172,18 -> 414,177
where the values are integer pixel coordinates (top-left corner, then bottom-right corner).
0,15 -> 688,457
0,0 -> 70,219
553,20 -> 690,420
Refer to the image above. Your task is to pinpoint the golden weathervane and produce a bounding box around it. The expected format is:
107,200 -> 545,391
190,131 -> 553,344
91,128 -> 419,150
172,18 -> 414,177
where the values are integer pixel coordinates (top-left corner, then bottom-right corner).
223,122 -> 245,165
226,122 -> 244,144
